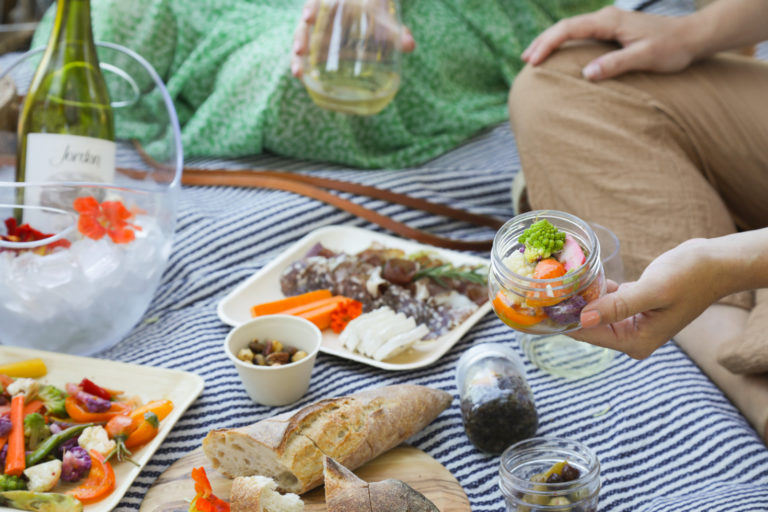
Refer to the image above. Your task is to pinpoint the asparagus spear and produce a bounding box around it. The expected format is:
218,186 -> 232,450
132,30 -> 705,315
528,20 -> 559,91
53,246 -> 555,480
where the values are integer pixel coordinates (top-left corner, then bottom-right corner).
0,491 -> 82,512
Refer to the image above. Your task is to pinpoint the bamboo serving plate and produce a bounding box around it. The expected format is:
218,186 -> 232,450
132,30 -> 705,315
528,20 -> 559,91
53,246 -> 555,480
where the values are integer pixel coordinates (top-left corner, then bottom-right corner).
141,445 -> 471,511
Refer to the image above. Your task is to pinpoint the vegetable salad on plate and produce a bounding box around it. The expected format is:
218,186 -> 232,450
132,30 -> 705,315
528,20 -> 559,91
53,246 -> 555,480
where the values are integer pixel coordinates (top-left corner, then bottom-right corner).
0,358 -> 173,511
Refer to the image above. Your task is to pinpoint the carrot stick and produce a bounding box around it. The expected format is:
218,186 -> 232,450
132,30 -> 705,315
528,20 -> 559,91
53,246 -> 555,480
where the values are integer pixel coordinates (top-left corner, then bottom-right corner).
5,395 -> 26,476
0,435 -> 7,452
250,289 -> 332,317
278,296 -> 347,317
23,400 -> 44,417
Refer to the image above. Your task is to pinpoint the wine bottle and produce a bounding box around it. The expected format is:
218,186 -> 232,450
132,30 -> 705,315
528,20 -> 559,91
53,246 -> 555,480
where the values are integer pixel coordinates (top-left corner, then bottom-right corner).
16,0 -> 115,217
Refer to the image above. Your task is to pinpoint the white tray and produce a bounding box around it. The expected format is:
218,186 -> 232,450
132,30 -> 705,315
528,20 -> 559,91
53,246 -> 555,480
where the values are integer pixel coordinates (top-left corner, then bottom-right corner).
0,346 -> 205,512
217,226 -> 492,371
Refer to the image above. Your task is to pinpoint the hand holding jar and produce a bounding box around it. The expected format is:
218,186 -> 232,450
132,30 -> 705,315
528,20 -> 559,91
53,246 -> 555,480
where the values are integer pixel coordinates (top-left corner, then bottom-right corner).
489,211 -> 607,335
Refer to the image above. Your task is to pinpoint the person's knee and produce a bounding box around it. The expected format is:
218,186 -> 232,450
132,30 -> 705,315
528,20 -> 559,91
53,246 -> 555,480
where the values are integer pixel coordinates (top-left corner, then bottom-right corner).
509,41 -> 617,126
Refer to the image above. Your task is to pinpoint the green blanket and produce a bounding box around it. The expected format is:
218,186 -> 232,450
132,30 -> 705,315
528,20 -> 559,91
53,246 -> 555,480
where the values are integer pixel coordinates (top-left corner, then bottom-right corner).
35,0 -> 609,168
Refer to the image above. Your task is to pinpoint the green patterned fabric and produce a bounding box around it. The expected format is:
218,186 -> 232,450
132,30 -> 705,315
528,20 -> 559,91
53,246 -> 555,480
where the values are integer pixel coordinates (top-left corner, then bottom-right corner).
35,0 -> 609,169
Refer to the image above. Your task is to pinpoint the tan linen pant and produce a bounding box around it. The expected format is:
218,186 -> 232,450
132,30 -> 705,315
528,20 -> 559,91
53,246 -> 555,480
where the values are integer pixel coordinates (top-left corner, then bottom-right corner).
510,42 -> 768,296
509,42 -> 768,437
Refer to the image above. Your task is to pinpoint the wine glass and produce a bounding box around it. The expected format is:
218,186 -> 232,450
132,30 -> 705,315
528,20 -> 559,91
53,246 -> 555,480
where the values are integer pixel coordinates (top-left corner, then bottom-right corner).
0,42 -> 182,355
303,0 -> 403,116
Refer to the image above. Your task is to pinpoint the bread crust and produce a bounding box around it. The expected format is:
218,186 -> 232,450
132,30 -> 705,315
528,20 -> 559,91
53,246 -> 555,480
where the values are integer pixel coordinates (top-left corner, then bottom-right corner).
323,456 -> 439,512
202,385 -> 452,494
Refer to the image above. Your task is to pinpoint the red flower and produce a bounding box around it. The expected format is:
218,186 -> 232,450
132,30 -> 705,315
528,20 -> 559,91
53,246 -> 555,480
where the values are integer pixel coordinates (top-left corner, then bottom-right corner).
73,196 -> 141,244
1,217 -> 72,255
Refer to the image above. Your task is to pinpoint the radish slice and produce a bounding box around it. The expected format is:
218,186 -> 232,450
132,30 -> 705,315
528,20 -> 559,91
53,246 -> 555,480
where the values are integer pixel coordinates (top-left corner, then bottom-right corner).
560,234 -> 586,271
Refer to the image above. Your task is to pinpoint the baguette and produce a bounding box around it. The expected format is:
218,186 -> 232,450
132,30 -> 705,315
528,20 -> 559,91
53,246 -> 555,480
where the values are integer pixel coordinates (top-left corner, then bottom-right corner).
202,384 -> 452,494
230,475 -> 304,512
323,456 -> 439,512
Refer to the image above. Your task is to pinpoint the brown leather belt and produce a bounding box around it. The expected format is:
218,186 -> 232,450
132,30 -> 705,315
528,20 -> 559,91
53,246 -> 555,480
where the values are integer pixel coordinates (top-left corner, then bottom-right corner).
180,168 -> 505,252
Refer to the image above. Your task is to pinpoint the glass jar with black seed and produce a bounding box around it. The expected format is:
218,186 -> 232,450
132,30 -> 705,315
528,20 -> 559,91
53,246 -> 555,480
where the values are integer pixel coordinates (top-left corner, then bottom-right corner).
456,343 -> 539,455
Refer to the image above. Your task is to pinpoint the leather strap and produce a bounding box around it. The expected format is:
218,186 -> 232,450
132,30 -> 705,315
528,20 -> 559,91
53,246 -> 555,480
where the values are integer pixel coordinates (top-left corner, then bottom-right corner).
180,168 -> 504,252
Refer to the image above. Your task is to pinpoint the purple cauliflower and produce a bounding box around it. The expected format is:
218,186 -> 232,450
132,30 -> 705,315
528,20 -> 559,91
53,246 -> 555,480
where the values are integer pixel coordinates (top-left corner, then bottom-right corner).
57,437 -> 80,458
544,295 -> 587,325
0,415 -> 11,437
61,446 -> 92,482
75,390 -> 111,413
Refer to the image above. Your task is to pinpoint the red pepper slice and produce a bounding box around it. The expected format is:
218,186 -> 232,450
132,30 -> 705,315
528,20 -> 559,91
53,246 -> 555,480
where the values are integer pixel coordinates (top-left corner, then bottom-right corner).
80,378 -> 112,401
67,450 -> 115,504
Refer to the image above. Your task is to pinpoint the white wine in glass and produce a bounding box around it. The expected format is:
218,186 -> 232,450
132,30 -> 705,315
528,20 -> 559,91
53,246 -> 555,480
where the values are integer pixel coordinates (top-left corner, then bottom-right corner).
304,0 -> 402,116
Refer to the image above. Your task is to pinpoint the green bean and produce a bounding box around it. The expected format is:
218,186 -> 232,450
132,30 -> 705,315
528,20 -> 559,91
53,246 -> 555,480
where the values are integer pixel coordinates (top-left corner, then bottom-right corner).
25,423 -> 93,467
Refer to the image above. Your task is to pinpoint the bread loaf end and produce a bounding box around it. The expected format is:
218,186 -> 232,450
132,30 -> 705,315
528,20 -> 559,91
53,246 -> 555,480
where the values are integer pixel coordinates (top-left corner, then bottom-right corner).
203,429 -> 303,493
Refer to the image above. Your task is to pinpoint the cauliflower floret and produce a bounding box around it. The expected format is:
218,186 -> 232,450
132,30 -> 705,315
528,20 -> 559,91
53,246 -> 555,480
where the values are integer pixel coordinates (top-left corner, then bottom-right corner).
6,378 -> 39,398
502,251 -> 535,277
78,426 -> 116,457
23,460 -> 62,492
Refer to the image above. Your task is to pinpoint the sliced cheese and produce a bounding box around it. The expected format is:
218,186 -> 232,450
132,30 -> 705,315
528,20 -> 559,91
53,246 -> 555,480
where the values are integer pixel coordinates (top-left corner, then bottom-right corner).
373,324 -> 430,361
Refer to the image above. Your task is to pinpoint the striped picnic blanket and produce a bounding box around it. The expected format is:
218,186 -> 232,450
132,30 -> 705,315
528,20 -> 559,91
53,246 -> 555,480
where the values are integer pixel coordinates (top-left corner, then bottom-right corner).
18,0 -> 768,510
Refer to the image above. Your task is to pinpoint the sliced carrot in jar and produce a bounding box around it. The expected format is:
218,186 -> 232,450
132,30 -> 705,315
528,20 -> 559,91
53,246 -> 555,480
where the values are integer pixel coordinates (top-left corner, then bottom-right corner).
493,292 -> 547,328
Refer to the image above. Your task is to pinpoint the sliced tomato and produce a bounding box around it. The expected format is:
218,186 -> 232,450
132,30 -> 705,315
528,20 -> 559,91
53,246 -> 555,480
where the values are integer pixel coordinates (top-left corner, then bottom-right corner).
67,450 -> 115,504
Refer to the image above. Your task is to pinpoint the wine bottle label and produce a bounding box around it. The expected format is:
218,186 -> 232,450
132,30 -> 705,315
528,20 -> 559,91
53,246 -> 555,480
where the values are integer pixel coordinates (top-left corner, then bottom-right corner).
23,133 -> 116,225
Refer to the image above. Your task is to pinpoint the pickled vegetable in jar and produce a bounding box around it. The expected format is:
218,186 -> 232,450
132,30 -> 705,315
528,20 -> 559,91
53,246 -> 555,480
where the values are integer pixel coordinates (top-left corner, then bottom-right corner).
456,343 -> 538,454
499,437 -> 600,512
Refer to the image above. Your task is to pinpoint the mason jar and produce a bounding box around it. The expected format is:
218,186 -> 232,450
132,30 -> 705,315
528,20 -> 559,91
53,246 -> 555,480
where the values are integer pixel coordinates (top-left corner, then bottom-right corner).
456,343 -> 538,455
489,210 -> 606,335
499,437 -> 600,512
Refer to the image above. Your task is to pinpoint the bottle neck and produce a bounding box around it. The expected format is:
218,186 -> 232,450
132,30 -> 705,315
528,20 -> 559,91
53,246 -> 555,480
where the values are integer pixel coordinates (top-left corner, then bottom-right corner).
49,0 -> 96,57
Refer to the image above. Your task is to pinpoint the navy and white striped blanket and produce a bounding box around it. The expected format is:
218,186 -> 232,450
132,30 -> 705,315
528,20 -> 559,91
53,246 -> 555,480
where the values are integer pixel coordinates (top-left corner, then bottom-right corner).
16,0 -> 768,509
105,123 -> 768,512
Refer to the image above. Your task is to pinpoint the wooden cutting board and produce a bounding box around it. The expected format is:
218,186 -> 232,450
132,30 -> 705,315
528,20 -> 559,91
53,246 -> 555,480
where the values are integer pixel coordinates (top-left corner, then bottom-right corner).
141,445 -> 471,511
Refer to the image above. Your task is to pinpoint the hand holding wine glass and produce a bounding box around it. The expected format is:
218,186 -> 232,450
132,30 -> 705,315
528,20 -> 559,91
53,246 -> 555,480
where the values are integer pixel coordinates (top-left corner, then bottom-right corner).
291,0 -> 416,78
290,0 -> 415,116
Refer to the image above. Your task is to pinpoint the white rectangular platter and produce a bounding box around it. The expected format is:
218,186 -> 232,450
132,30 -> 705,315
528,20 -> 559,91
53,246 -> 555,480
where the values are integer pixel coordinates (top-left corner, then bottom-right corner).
217,225 -> 492,371
0,346 -> 205,512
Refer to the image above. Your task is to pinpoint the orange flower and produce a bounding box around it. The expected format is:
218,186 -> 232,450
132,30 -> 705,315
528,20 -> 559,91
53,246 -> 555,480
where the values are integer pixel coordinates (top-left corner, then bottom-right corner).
330,299 -> 363,333
73,196 -> 141,244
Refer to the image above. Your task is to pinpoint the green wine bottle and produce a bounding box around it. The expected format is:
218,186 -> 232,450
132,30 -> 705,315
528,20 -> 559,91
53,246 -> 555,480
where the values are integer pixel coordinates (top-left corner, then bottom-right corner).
16,0 -> 115,217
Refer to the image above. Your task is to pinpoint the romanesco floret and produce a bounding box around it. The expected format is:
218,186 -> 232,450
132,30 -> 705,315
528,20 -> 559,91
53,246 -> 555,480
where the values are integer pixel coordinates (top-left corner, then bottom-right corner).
37,385 -> 67,418
23,412 -> 50,451
518,219 -> 566,263
0,474 -> 27,491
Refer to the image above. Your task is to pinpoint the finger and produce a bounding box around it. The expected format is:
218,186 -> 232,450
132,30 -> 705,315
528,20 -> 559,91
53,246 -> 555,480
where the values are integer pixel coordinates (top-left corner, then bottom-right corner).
527,7 -> 622,65
291,22 -> 309,77
302,0 -> 318,24
582,43 -> 652,80
568,316 -> 655,358
579,281 -> 661,328
401,26 -> 416,53
522,35 -> 543,62
568,321 -> 628,349
605,279 -> 619,293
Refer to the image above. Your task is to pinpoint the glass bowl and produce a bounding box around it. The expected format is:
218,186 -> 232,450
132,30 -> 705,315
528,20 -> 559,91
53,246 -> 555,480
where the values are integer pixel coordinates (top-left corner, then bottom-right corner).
0,42 -> 182,355
489,210 -> 606,335
499,437 -> 600,512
